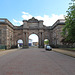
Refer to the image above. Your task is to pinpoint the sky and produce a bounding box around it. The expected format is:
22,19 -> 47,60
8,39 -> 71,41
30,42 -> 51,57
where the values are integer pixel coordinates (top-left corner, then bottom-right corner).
0,0 -> 71,26
29,34 -> 38,42
0,0 -> 71,42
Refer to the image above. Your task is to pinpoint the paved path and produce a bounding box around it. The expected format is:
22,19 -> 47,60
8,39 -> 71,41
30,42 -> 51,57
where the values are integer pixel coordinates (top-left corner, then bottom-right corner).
0,49 -> 18,56
0,48 -> 75,75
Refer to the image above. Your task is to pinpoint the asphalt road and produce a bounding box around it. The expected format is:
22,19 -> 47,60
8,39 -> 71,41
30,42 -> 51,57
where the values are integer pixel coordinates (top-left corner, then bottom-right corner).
0,48 -> 75,75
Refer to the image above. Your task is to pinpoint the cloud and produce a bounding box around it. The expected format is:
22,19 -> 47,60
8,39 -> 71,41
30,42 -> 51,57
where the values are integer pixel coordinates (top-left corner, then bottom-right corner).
22,12 -> 32,20
13,19 -> 18,23
13,11 -> 64,26
13,19 -> 23,26
18,21 -> 23,25
22,12 -> 64,26
22,12 -> 29,15
35,14 -> 64,26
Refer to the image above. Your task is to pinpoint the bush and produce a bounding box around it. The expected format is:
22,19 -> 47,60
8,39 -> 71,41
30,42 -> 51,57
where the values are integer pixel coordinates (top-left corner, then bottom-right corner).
50,44 -> 74,48
54,45 -> 74,48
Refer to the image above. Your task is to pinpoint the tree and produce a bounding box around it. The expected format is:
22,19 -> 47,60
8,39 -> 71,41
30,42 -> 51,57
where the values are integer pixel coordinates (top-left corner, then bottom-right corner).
44,39 -> 49,45
62,0 -> 75,45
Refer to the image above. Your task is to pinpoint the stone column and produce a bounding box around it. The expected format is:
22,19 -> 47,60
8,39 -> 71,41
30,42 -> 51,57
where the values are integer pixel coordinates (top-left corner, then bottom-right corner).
38,32 -> 41,48
23,32 -> 28,48
38,32 -> 44,48
41,32 -> 44,48
23,20 -> 29,48
26,32 -> 28,47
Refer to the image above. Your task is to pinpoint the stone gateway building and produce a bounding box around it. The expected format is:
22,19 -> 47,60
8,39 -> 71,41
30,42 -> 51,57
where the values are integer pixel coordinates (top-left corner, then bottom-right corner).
0,17 -> 65,49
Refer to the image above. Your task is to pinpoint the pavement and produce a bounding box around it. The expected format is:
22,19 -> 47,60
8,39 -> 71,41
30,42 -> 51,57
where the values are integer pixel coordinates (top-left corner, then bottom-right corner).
0,48 -> 75,75
53,48 -> 75,58
0,49 -> 18,56
0,48 -> 75,58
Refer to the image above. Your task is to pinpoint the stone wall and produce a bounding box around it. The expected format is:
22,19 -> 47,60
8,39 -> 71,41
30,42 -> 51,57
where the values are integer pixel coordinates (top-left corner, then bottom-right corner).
0,19 -> 14,49
6,25 -> 14,49
13,29 -> 23,46
51,25 -> 64,46
0,24 -> 7,46
0,18 -> 66,49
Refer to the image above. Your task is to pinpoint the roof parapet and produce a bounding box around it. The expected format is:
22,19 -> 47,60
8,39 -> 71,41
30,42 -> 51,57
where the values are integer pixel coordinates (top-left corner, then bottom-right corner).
51,19 -> 65,29
0,18 -> 14,28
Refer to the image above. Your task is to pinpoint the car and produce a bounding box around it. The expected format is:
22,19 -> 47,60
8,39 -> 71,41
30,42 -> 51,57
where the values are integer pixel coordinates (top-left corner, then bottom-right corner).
45,45 -> 52,51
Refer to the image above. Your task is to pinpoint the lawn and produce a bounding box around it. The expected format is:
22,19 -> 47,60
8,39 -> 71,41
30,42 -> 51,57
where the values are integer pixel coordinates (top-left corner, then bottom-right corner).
63,48 -> 75,51
69,48 -> 75,50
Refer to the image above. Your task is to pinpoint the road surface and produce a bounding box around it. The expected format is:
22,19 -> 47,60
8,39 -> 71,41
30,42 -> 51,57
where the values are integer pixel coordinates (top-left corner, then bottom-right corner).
0,48 -> 75,75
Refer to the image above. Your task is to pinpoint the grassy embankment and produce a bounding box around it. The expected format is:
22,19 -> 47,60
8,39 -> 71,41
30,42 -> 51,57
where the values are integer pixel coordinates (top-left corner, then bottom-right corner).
61,48 -> 75,51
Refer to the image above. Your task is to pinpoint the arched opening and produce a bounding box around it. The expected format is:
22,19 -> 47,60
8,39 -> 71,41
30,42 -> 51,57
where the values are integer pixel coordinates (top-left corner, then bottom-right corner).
44,39 -> 49,47
17,39 -> 23,48
29,34 -> 38,48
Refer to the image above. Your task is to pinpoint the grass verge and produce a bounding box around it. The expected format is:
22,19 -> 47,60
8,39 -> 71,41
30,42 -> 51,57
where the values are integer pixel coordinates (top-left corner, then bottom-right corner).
0,49 -> 5,52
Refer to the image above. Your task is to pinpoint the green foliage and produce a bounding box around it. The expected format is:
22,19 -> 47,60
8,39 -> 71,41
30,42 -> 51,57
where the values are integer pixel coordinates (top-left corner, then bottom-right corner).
62,0 -> 75,44
44,40 -> 49,45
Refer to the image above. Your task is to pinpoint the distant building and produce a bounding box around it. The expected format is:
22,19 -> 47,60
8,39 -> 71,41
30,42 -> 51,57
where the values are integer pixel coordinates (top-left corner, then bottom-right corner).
29,39 -> 33,46
33,42 -> 38,46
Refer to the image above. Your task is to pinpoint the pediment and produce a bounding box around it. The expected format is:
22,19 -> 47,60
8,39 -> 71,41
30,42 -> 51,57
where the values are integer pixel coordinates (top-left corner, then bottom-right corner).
28,17 -> 38,23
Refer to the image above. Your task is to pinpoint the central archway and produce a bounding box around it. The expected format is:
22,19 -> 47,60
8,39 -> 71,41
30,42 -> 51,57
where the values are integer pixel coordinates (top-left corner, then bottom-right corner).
22,17 -> 46,48
28,34 -> 38,48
